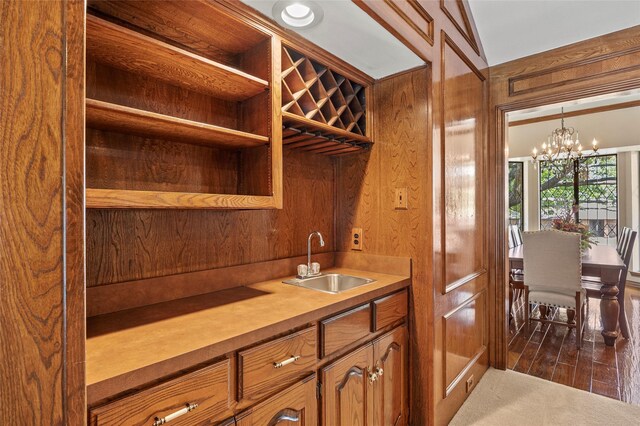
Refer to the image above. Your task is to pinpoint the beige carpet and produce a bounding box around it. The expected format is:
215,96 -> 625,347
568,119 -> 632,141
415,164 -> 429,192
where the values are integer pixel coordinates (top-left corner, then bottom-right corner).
450,368 -> 640,425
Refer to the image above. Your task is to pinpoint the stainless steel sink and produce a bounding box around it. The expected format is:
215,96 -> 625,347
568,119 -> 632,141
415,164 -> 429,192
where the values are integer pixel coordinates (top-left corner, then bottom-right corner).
283,273 -> 375,294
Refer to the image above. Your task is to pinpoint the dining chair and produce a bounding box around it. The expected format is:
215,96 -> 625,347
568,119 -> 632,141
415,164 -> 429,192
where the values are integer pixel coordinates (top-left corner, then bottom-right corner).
510,224 -> 523,247
583,229 -> 637,339
523,230 -> 585,348
617,227 -> 630,255
508,227 -> 515,249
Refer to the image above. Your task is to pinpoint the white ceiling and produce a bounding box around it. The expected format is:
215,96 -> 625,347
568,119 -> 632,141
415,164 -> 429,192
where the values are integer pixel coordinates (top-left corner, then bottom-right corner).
241,0 -> 424,79
468,0 -> 640,66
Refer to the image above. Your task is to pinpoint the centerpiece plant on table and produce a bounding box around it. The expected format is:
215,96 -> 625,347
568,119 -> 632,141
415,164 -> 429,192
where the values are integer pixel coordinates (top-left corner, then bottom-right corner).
551,204 -> 597,252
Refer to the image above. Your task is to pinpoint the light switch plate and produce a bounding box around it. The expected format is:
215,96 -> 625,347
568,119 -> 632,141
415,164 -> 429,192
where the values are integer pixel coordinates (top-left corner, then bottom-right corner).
395,188 -> 408,210
351,227 -> 363,251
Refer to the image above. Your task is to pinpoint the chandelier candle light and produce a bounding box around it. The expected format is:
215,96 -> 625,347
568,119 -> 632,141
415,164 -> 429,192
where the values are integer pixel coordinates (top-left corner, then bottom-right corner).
530,107 -> 599,167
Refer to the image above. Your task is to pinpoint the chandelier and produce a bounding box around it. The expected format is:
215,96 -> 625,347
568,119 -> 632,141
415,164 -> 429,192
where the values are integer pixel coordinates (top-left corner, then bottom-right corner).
530,108 -> 599,168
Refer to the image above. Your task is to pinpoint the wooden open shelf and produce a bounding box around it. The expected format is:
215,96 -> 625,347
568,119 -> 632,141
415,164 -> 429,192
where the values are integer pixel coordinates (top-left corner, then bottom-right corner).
85,188 -> 278,210
86,15 -> 268,102
86,99 -> 268,149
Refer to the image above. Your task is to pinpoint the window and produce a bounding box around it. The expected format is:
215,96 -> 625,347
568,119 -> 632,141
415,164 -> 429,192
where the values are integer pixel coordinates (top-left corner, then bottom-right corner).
508,162 -> 524,230
539,154 -> 618,245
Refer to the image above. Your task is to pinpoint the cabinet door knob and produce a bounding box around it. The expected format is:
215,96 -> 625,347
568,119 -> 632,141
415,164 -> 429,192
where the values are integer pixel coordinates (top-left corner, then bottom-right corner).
375,367 -> 384,377
153,403 -> 198,426
273,355 -> 300,368
368,371 -> 378,383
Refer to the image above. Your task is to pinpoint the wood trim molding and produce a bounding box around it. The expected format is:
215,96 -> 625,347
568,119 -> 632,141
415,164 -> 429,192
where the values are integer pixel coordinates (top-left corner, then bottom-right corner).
509,99 -> 640,127
442,290 -> 487,397
383,0 -> 434,46
439,0 -> 480,55
444,270 -> 487,294
508,46 -> 640,96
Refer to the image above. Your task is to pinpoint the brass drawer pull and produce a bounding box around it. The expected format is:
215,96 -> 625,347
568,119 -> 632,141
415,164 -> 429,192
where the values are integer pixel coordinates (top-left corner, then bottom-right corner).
273,355 -> 300,369
153,403 -> 198,425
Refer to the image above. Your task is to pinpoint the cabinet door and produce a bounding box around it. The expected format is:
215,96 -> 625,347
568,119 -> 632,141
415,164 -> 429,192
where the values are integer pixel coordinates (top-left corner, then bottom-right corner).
235,374 -> 317,426
373,326 -> 408,426
321,343 -> 374,426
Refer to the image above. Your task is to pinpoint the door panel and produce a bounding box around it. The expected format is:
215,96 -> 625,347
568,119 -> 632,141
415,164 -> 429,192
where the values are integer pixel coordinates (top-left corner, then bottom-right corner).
322,343 -> 373,426
373,326 -> 408,426
434,30 -> 489,425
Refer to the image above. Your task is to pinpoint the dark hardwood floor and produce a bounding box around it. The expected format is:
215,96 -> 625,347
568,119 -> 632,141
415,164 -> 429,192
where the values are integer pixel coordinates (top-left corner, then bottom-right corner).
508,283 -> 640,405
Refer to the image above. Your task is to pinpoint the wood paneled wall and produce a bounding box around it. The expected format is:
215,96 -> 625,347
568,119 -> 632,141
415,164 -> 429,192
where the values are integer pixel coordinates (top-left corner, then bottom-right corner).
87,148 -> 335,286
0,1 -> 85,424
349,2 -> 490,425
337,66 -> 433,423
489,25 -> 640,370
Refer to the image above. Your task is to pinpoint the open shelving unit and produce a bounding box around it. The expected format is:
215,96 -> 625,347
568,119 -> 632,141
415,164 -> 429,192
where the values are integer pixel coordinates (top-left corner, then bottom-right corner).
281,46 -> 372,155
85,0 -> 281,209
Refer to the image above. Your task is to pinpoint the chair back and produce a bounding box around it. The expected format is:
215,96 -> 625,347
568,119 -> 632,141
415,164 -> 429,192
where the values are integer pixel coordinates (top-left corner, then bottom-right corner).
523,230 -> 581,296
621,229 -> 637,273
508,226 -> 515,249
509,224 -> 523,246
617,227 -> 630,255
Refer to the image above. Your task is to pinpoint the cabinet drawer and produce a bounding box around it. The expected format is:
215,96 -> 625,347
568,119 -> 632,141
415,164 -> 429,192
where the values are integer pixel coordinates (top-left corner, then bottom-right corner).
89,359 -> 231,426
372,290 -> 408,331
238,326 -> 317,403
235,374 -> 317,425
321,304 -> 372,358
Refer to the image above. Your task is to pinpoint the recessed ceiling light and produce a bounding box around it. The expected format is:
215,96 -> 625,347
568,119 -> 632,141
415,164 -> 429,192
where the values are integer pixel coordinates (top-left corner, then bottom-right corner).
273,1 -> 323,30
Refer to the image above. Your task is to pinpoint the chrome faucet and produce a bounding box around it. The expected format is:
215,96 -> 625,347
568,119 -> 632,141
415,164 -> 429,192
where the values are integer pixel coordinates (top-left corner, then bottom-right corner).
298,231 -> 325,279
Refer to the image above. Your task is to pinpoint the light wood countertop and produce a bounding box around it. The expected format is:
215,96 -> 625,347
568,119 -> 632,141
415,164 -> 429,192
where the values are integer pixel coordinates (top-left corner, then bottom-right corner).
86,267 -> 409,404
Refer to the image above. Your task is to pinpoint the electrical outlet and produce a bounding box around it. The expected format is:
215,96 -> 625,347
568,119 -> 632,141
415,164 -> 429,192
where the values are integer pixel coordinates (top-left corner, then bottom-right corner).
466,375 -> 475,393
351,227 -> 363,251
394,188 -> 408,210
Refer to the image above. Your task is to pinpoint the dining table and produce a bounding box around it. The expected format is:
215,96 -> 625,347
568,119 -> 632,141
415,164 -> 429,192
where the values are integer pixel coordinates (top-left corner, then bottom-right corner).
509,244 -> 625,347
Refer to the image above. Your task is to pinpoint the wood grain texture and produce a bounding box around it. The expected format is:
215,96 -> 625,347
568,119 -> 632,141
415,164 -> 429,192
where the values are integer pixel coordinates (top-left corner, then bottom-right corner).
88,0 -> 270,68
334,252 -> 411,276
87,253 -> 335,316
373,325 -> 409,426
0,1 -> 69,423
86,99 -> 268,148
89,360 -> 231,425
373,290 -> 408,331
86,14 -> 268,101
321,304 -> 373,358
337,67 -> 432,424
235,374 -> 317,426
321,343 -> 374,426
86,270 -> 408,405
433,29 -> 489,424
238,326 -> 317,404
490,25 -> 640,373
86,148 -> 335,285
64,1 -> 87,424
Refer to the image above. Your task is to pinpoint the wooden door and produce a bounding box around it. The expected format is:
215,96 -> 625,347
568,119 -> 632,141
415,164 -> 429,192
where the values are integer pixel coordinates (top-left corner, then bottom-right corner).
433,31 -> 489,425
372,325 -> 408,426
235,374 -> 317,425
321,343 -> 374,426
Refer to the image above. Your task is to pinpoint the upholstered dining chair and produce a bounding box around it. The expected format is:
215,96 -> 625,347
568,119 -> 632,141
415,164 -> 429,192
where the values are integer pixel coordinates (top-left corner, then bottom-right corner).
583,229 -> 637,339
523,230 -> 585,349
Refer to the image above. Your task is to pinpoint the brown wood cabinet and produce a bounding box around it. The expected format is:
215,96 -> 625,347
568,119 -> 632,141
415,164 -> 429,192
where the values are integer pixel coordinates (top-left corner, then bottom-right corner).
373,326 -> 409,426
89,359 -> 232,425
235,374 -> 317,425
321,324 -> 408,426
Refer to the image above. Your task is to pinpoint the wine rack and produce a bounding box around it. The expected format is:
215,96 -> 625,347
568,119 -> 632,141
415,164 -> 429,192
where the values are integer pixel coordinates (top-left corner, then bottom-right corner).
281,46 -> 372,155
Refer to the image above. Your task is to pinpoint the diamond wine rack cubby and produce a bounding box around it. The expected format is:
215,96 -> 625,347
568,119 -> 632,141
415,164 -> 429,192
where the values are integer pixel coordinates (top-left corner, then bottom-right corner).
281,46 -> 372,156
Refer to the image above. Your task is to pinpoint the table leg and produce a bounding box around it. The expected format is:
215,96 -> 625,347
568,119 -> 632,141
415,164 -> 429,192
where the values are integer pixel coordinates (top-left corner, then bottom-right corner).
600,268 -> 620,346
